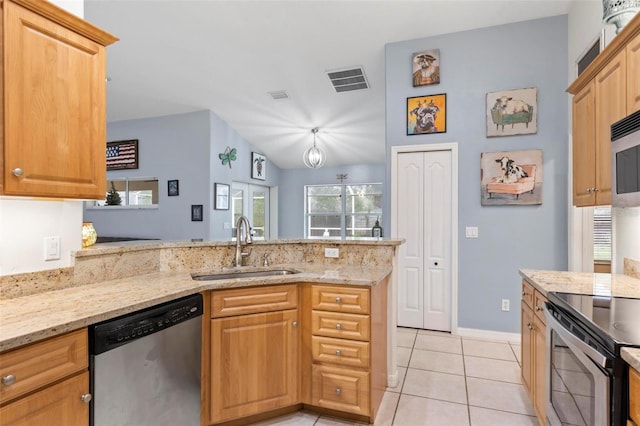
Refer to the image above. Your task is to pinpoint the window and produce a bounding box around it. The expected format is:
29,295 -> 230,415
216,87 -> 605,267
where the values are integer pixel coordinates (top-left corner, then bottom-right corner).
593,206 -> 612,263
89,178 -> 159,208
305,183 -> 382,239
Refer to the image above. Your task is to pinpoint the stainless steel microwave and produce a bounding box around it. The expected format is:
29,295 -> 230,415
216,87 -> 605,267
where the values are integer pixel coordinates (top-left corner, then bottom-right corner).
611,110 -> 640,207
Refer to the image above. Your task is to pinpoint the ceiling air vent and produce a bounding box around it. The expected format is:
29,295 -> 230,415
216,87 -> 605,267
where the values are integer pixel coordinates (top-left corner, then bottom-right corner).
268,90 -> 289,100
327,67 -> 369,93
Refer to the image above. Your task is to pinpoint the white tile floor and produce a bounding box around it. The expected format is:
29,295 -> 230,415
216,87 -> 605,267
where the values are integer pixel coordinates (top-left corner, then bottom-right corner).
250,327 -> 537,426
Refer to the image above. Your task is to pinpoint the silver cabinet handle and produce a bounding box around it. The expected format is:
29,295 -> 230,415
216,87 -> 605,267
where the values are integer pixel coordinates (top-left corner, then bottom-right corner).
522,290 -> 526,296
335,297 -> 342,303
535,305 -> 542,312
335,388 -> 341,396
11,168 -> 23,177
335,349 -> 342,356
2,374 -> 16,386
527,322 -> 533,331
335,323 -> 342,330
81,393 -> 92,403
593,187 -> 599,192
292,321 -> 298,328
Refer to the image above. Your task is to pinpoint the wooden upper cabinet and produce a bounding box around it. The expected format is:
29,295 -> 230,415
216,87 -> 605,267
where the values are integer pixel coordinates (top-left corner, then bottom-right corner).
594,49 -> 626,205
628,31 -> 640,113
572,82 -> 597,207
1,0 -> 118,199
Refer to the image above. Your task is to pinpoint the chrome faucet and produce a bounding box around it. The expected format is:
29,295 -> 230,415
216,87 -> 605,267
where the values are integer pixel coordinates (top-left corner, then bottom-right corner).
234,215 -> 252,266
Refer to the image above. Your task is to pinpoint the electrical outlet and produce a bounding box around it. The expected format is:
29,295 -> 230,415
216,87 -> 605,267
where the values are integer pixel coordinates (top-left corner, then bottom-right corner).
324,248 -> 339,258
44,236 -> 61,261
465,226 -> 478,238
501,299 -> 510,312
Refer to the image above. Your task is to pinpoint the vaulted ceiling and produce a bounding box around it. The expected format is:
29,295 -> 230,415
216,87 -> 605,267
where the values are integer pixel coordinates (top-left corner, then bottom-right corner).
85,0 -> 575,169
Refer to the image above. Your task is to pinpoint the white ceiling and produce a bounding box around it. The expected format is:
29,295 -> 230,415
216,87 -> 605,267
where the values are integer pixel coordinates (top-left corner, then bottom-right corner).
85,0 -> 574,169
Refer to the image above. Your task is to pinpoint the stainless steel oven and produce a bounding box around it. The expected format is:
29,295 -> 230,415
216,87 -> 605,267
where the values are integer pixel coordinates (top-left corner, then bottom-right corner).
544,293 -> 640,426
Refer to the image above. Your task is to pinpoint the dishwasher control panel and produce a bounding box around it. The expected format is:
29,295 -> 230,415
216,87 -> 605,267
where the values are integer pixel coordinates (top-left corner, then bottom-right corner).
89,293 -> 203,355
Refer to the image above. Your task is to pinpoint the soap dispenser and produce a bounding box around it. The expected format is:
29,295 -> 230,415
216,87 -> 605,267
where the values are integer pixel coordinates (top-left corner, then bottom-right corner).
371,218 -> 383,238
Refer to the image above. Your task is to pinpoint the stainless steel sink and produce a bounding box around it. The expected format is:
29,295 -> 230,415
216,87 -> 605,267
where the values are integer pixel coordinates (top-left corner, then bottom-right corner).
191,268 -> 299,281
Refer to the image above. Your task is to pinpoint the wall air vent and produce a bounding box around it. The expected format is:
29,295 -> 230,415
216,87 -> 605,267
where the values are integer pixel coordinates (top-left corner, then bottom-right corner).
268,90 -> 289,100
327,67 -> 369,93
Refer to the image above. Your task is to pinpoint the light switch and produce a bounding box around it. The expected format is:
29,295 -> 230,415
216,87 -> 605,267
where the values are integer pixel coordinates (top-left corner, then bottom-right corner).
44,236 -> 61,261
465,226 -> 478,238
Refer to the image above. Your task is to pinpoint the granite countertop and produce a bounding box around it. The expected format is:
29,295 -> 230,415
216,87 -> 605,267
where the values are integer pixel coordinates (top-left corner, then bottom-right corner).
519,269 -> 640,298
622,347 -> 640,371
0,263 -> 391,352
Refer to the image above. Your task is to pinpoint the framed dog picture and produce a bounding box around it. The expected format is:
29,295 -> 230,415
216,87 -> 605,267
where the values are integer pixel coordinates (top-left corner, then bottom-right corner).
480,149 -> 543,206
412,49 -> 440,87
407,94 -> 446,135
486,87 -> 537,137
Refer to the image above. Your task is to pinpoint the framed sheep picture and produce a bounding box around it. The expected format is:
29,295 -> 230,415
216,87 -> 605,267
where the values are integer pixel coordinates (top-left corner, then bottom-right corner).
412,49 -> 440,87
480,149 -> 543,206
486,87 -> 537,137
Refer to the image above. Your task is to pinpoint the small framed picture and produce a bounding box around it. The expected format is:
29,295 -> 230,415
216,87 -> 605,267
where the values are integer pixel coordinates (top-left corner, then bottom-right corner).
412,49 -> 440,87
214,183 -> 230,210
167,179 -> 179,196
191,204 -> 203,221
252,152 -> 266,180
407,93 -> 447,135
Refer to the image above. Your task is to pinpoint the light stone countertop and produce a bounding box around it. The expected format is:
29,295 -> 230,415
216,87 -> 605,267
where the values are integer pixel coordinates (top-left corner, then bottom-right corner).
622,348 -> 640,371
0,263 -> 391,352
519,269 -> 640,298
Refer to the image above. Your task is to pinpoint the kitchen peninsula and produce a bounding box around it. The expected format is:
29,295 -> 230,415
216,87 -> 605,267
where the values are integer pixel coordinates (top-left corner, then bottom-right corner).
0,239 -> 401,425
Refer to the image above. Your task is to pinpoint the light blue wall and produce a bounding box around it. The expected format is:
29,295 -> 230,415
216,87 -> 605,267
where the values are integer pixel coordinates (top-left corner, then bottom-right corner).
278,164 -> 385,238
84,110 -> 282,241
385,16 -> 569,333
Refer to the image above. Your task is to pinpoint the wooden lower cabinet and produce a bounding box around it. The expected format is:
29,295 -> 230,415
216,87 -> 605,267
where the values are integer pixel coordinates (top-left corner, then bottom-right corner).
0,329 -> 89,426
209,308 -> 299,424
0,372 -> 89,426
521,280 -> 547,426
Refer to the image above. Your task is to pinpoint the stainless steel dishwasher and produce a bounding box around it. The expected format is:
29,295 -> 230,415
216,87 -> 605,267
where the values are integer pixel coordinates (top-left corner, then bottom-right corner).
89,293 -> 203,426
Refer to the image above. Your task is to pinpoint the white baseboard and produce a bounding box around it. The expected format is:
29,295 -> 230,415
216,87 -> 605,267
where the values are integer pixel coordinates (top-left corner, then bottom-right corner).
455,327 -> 521,344
387,370 -> 399,388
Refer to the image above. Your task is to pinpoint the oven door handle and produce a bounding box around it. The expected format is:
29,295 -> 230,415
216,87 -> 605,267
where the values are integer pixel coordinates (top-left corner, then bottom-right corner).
543,304 -> 610,368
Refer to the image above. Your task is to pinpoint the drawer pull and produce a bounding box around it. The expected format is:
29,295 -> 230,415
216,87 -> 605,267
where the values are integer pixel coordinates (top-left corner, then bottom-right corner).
336,323 -> 342,330
2,374 -> 16,386
81,393 -> 92,403
335,349 -> 342,356
527,322 -> 533,331
292,321 -> 298,328
11,168 -> 23,177
335,387 -> 341,396
335,297 -> 342,303
535,305 -> 542,312
522,290 -> 526,296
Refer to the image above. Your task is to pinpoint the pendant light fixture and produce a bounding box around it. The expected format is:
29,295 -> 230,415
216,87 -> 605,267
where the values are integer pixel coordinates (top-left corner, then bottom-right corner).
303,127 -> 325,169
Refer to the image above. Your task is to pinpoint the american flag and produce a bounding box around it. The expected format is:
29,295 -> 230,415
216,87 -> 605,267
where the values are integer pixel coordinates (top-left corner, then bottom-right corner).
106,140 -> 138,170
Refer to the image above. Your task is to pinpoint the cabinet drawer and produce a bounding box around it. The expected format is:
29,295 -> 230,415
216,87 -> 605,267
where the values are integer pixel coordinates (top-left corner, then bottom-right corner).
312,285 -> 370,315
533,291 -> 548,324
522,280 -> 534,309
312,336 -> 370,368
311,364 -> 370,416
312,311 -> 370,342
0,371 -> 89,425
211,285 -> 298,318
0,329 -> 88,404
631,367 -> 640,424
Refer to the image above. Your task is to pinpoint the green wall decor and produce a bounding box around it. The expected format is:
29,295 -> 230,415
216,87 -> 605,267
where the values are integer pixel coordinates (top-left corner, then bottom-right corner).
219,146 -> 237,168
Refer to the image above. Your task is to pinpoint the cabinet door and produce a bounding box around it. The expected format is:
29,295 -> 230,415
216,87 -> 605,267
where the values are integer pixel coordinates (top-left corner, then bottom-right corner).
521,302 -> 533,396
595,49 -> 627,205
627,31 -> 640,113
3,1 -> 107,198
572,81 -> 596,207
533,315 -> 547,424
210,309 -> 299,423
631,367 -> 640,425
0,372 -> 89,426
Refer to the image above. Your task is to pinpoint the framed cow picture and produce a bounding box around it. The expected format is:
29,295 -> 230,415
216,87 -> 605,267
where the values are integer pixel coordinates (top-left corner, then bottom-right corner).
486,87 -> 537,137
412,49 -> 440,87
480,149 -> 543,206
407,93 -> 446,135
